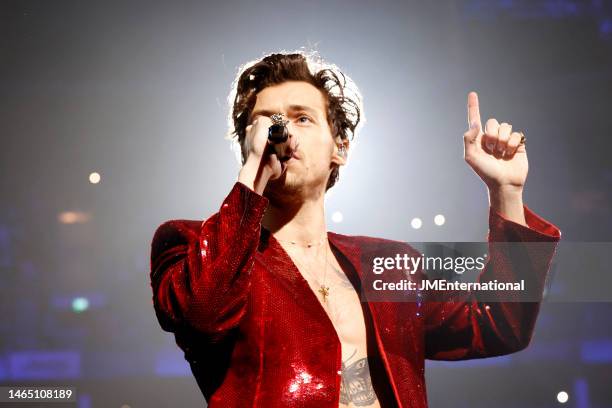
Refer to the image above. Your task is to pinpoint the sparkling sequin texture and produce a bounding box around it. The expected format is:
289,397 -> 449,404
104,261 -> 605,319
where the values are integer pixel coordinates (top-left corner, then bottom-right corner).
150,182 -> 561,408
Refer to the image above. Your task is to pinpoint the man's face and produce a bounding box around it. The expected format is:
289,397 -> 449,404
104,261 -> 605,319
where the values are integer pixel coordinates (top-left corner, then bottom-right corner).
248,80 -> 340,199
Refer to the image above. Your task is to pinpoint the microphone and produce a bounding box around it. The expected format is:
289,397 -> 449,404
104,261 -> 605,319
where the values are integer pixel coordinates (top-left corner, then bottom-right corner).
268,113 -> 293,160
268,113 -> 289,144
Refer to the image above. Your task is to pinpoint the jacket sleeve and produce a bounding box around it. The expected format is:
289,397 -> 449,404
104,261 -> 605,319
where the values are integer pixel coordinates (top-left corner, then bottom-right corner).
149,182 -> 269,339
423,205 -> 561,360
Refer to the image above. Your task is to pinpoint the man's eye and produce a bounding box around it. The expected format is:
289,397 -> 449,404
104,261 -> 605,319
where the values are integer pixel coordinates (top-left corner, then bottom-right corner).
297,115 -> 312,123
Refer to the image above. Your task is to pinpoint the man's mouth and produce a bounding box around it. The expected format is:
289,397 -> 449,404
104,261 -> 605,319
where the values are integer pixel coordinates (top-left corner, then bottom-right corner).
280,150 -> 300,162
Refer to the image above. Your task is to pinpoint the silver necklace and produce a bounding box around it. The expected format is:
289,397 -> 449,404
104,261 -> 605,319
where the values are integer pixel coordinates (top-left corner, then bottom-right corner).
276,236 -> 326,248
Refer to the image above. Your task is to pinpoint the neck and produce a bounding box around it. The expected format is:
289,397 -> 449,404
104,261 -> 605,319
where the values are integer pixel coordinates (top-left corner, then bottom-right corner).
262,190 -> 328,245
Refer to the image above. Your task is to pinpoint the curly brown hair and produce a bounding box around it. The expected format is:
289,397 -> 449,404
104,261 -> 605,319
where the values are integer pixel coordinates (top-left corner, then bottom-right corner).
226,49 -> 364,191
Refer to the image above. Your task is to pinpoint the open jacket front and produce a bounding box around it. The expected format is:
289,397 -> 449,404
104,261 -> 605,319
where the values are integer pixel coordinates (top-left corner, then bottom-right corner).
150,182 -> 561,408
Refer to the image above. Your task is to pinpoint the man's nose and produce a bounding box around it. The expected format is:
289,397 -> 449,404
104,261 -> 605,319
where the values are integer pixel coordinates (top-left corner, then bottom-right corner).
284,122 -> 299,150
280,119 -> 294,138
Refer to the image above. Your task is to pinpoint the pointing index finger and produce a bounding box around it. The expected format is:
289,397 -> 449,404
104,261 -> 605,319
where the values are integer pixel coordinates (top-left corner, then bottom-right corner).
467,91 -> 482,130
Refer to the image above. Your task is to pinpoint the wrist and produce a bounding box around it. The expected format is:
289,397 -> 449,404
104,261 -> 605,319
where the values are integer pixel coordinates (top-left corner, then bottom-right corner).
238,155 -> 271,195
488,186 -> 526,226
489,184 -> 523,201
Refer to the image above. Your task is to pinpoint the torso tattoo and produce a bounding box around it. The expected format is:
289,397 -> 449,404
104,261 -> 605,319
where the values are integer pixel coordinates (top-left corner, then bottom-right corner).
339,349 -> 377,406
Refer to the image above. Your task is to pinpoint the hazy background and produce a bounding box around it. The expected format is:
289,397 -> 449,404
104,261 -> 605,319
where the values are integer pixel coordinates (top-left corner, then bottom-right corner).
1,0 -> 611,407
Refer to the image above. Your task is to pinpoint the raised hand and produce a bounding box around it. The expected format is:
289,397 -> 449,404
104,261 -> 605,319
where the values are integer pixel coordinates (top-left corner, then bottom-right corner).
463,91 -> 528,193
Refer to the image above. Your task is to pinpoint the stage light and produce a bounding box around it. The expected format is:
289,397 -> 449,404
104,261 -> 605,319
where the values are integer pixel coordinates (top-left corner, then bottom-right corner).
411,217 -> 422,229
89,171 -> 101,184
557,391 -> 569,403
58,211 -> 91,224
71,297 -> 89,313
434,214 -> 445,226
332,211 -> 343,223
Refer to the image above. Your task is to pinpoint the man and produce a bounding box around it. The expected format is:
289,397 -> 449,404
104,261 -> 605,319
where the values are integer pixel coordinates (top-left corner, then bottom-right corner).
149,51 -> 561,407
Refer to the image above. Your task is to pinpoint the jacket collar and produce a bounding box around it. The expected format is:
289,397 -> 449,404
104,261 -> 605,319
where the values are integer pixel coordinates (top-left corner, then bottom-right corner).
327,231 -> 364,280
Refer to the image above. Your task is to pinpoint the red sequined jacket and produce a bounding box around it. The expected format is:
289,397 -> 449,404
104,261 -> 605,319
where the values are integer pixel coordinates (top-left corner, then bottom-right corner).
149,181 -> 561,408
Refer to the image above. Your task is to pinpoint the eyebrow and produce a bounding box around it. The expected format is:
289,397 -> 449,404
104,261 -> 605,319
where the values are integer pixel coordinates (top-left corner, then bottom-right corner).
249,104 -> 320,122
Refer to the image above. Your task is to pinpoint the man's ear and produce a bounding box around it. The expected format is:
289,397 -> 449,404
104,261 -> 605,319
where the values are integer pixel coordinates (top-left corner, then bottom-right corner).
331,137 -> 349,166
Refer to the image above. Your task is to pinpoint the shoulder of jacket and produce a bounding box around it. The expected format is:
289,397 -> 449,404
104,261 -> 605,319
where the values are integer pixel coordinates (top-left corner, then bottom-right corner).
149,218 -> 214,283
152,219 -> 202,240
150,217 -> 216,255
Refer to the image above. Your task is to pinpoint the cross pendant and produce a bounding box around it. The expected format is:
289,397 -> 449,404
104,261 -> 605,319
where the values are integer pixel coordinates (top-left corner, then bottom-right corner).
318,285 -> 330,302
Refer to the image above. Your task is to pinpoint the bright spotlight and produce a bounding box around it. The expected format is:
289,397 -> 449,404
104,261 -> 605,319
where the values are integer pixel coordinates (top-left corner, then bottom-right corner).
434,214 -> 445,226
89,172 -> 101,184
72,297 -> 89,313
557,391 -> 569,403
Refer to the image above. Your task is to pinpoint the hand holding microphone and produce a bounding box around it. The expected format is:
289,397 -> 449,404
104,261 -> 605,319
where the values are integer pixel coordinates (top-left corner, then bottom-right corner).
238,113 -> 298,193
